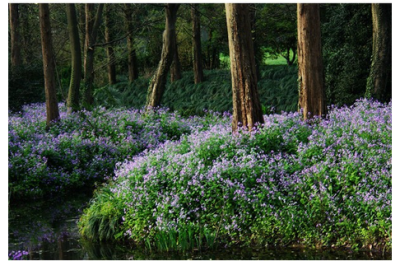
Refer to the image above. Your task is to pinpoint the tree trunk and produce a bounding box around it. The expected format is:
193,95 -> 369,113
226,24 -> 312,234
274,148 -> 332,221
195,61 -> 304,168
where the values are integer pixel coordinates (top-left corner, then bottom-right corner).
78,4 -> 85,59
297,4 -> 326,120
66,4 -> 82,114
105,4 -> 117,85
39,4 -> 60,128
9,4 -> 22,67
249,4 -> 261,80
191,4 -> 203,84
146,4 -> 180,108
83,4 -> 104,108
170,41 -> 182,82
366,4 -> 391,102
124,4 -> 139,83
225,3 -> 264,132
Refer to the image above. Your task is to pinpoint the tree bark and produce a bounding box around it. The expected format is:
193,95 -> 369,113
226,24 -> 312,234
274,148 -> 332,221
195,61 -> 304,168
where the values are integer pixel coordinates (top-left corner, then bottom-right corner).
124,4 -> 139,83
83,4 -> 104,108
146,4 -> 180,108
297,4 -> 326,120
105,4 -> 117,85
225,3 -> 264,132
9,4 -> 22,67
39,4 -> 60,128
170,40 -> 182,82
66,4 -> 82,114
78,4 -> 85,59
366,4 -> 391,102
191,4 -> 203,84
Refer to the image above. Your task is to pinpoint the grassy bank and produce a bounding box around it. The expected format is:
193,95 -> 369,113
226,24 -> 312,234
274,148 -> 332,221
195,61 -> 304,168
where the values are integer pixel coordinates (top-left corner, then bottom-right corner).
94,65 -> 298,116
78,99 -> 391,251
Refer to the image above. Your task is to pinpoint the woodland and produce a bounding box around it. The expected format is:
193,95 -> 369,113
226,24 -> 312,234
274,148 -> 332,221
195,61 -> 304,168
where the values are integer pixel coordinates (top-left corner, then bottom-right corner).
8,3 -> 391,257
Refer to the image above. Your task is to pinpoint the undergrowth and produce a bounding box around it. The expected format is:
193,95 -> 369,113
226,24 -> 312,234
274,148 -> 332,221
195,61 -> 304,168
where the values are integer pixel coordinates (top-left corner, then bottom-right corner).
93,66 -> 298,116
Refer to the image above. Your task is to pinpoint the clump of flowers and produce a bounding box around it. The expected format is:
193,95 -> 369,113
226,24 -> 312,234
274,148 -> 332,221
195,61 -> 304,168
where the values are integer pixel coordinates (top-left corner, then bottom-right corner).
79,98 -> 391,251
8,250 -> 28,260
8,103 -> 228,199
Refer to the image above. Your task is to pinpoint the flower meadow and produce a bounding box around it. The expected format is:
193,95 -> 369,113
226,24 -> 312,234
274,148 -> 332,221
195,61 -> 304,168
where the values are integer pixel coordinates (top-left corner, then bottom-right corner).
77,99 -> 391,251
9,103 -> 227,199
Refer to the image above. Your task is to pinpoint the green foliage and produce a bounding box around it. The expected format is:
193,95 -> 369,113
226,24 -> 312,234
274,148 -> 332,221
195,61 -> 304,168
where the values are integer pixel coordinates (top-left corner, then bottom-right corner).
94,66 -> 298,116
321,4 -> 372,107
79,187 -> 124,241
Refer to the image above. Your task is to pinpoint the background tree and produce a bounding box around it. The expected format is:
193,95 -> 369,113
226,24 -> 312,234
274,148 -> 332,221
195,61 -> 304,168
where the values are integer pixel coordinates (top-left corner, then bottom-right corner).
225,3 -> 264,132
9,4 -> 22,67
146,4 -> 180,108
297,4 -> 326,120
83,4 -> 104,108
201,4 -> 228,70
365,4 -> 391,102
124,4 -> 139,83
104,4 -> 117,85
39,3 -> 60,128
66,4 -> 82,114
257,4 -> 297,66
191,4 -> 203,84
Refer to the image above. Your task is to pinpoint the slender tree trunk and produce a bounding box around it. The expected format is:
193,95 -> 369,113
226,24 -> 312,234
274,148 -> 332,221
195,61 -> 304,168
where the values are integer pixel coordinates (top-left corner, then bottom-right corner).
9,4 -> 22,67
297,4 -> 326,120
39,4 -> 60,128
124,4 -> 139,83
289,47 -> 296,66
191,4 -> 203,84
170,41 -> 182,82
366,4 -> 391,102
211,46 -> 220,69
225,3 -> 264,132
78,4 -> 85,60
83,4 -> 104,108
66,4 -> 82,114
146,4 -> 180,108
206,29 -> 213,69
105,4 -> 117,85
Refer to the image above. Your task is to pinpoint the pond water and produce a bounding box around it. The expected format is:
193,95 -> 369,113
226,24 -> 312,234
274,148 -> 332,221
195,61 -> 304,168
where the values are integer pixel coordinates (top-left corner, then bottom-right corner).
8,194 -> 391,260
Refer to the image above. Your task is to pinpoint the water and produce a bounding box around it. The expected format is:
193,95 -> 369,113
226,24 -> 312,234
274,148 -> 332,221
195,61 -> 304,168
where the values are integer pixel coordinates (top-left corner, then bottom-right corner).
8,194 -> 391,260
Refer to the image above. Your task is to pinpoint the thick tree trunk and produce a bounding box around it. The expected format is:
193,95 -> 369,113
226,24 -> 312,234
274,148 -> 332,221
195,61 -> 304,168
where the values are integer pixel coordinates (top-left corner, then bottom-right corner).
191,4 -> 203,84
105,4 -> 117,85
146,4 -> 180,108
297,4 -> 326,120
66,4 -> 82,114
366,4 -> 391,102
124,4 -> 139,83
9,4 -> 22,67
225,3 -> 264,132
170,41 -> 182,82
39,4 -> 60,128
83,4 -> 104,108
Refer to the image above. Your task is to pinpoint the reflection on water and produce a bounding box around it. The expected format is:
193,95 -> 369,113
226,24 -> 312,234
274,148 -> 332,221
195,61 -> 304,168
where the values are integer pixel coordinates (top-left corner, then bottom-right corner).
9,194 -> 391,260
